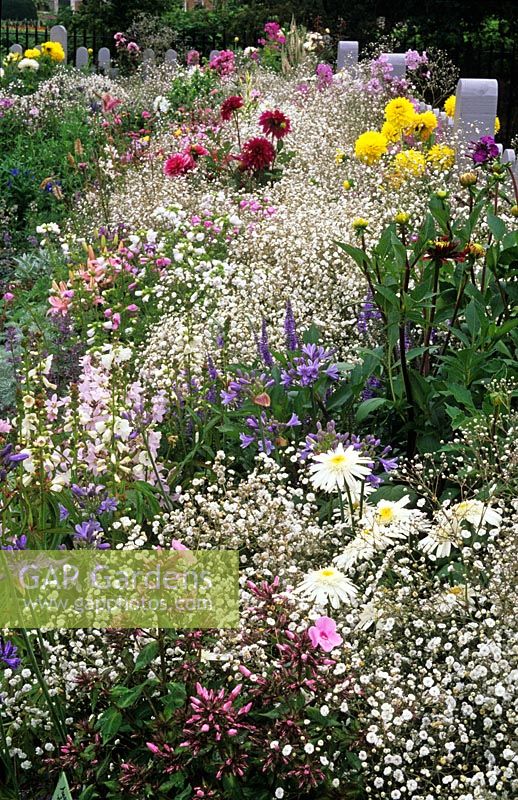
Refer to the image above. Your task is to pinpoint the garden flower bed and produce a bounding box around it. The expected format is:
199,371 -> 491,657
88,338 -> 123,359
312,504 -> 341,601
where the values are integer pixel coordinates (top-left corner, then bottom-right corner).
0,29 -> 517,800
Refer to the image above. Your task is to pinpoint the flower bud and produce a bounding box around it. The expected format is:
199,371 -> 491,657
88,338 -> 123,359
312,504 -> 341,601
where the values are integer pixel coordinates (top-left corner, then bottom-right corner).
394,212 -> 410,225
352,218 -> 369,231
510,205 -> 518,217
459,171 -> 478,187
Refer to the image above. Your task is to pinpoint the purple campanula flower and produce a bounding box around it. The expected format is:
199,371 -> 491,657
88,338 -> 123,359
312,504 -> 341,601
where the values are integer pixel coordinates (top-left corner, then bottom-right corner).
0,638 -> 20,669
281,343 -> 338,388
0,444 -> 29,482
59,504 -> 69,521
258,319 -> 274,367
1,534 -> 27,551
207,354 -> 219,381
379,455 -> 398,472
98,497 -> 118,514
284,300 -> 298,351
361,374 -> 382,401
358,290 -> 382,335
74,519 -> 110,549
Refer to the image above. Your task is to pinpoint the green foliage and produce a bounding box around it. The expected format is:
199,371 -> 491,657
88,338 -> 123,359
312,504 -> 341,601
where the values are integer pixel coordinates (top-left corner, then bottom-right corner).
1,0 -> 37,21
336,172 -> 518,457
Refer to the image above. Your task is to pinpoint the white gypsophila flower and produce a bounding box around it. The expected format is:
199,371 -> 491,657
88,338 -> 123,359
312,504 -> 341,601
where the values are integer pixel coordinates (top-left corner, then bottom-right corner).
308,443 -> 372,494
152,95 -> 170,114
292,566 -> 357,609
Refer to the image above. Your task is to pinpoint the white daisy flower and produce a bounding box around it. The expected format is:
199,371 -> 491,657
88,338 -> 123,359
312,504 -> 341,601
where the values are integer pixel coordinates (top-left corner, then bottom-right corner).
292,566 -> 357,608
451,499 -> 502,530
371,496 -> 412,526
308,443 -> 372,494
418,519 -> 461,559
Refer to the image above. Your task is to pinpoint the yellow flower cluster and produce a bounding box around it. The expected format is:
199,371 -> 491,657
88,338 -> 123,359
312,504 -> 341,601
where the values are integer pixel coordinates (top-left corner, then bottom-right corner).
412,111 -> 438,141
354,131 -> 388,165
394,149 -> 426,177
24,48 -> 41,59
41,41 -> 66,62
427,143 -> 455,171
3,52 -> 21,65
444,95 -> 456,118
385,97 -> 416,132
444,94 -> 500,134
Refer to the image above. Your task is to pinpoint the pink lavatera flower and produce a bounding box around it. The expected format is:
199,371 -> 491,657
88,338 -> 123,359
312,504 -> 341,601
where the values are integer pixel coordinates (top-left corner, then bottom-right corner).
308,616 -> 343,652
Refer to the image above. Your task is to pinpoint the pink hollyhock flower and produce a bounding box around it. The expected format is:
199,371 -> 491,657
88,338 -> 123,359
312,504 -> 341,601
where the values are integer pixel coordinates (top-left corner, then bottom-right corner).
239,136 -> 276,172
163,151 -> 195,178
259,109 -> 291,139
308,616 -> 343,652
3,292 -> 14,302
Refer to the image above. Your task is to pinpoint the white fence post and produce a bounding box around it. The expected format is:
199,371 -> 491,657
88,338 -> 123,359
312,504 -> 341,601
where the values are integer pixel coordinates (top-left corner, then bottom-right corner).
75,46 -> 89,69
453,78 -> 498,158
98,47 -> 111,74
336,41 -> 359,71
50,24 -> 68,59
383,53 -> 406,78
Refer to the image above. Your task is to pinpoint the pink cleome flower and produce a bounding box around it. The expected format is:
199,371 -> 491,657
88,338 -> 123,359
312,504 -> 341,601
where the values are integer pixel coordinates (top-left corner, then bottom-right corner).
308,616 -> 343,653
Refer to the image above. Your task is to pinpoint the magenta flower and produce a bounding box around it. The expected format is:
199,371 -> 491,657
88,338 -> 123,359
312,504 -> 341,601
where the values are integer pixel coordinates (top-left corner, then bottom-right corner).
469,135 -> 499,165
308,616 -> 343,652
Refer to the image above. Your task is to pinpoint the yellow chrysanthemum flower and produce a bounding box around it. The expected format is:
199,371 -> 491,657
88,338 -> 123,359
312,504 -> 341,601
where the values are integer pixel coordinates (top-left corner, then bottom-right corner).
384,97 -> 416,132
426,144 -> 455,171
444,95 -> 456,118
354,131 -> 388,165
41,41 -> 65,62
24,48 -> 41,59
394,149 -> 427,178
413,111 -> 438,141
495,116 -> 500,134
342,179 -> 352,190
381,120 -> 401,143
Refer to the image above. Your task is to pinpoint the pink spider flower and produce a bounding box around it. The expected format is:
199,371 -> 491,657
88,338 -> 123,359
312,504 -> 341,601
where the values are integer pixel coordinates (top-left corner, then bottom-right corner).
308,616 -> 343,652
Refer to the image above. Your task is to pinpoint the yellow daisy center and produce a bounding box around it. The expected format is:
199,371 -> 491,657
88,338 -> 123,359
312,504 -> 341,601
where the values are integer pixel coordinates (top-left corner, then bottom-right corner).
320,568 -> 336,578
377,507 -> 395,524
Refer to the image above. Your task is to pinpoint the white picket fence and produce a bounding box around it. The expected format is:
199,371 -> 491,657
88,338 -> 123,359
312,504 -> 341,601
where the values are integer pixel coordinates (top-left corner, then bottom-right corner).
337,40 -> 518,173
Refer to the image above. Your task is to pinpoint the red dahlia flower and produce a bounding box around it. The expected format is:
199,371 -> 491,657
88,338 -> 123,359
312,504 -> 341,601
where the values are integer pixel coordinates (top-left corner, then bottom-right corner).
221,95 -> 244,121
239,136 -> 276,172
163,151 -> 195,178
259,109 -> 291,139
